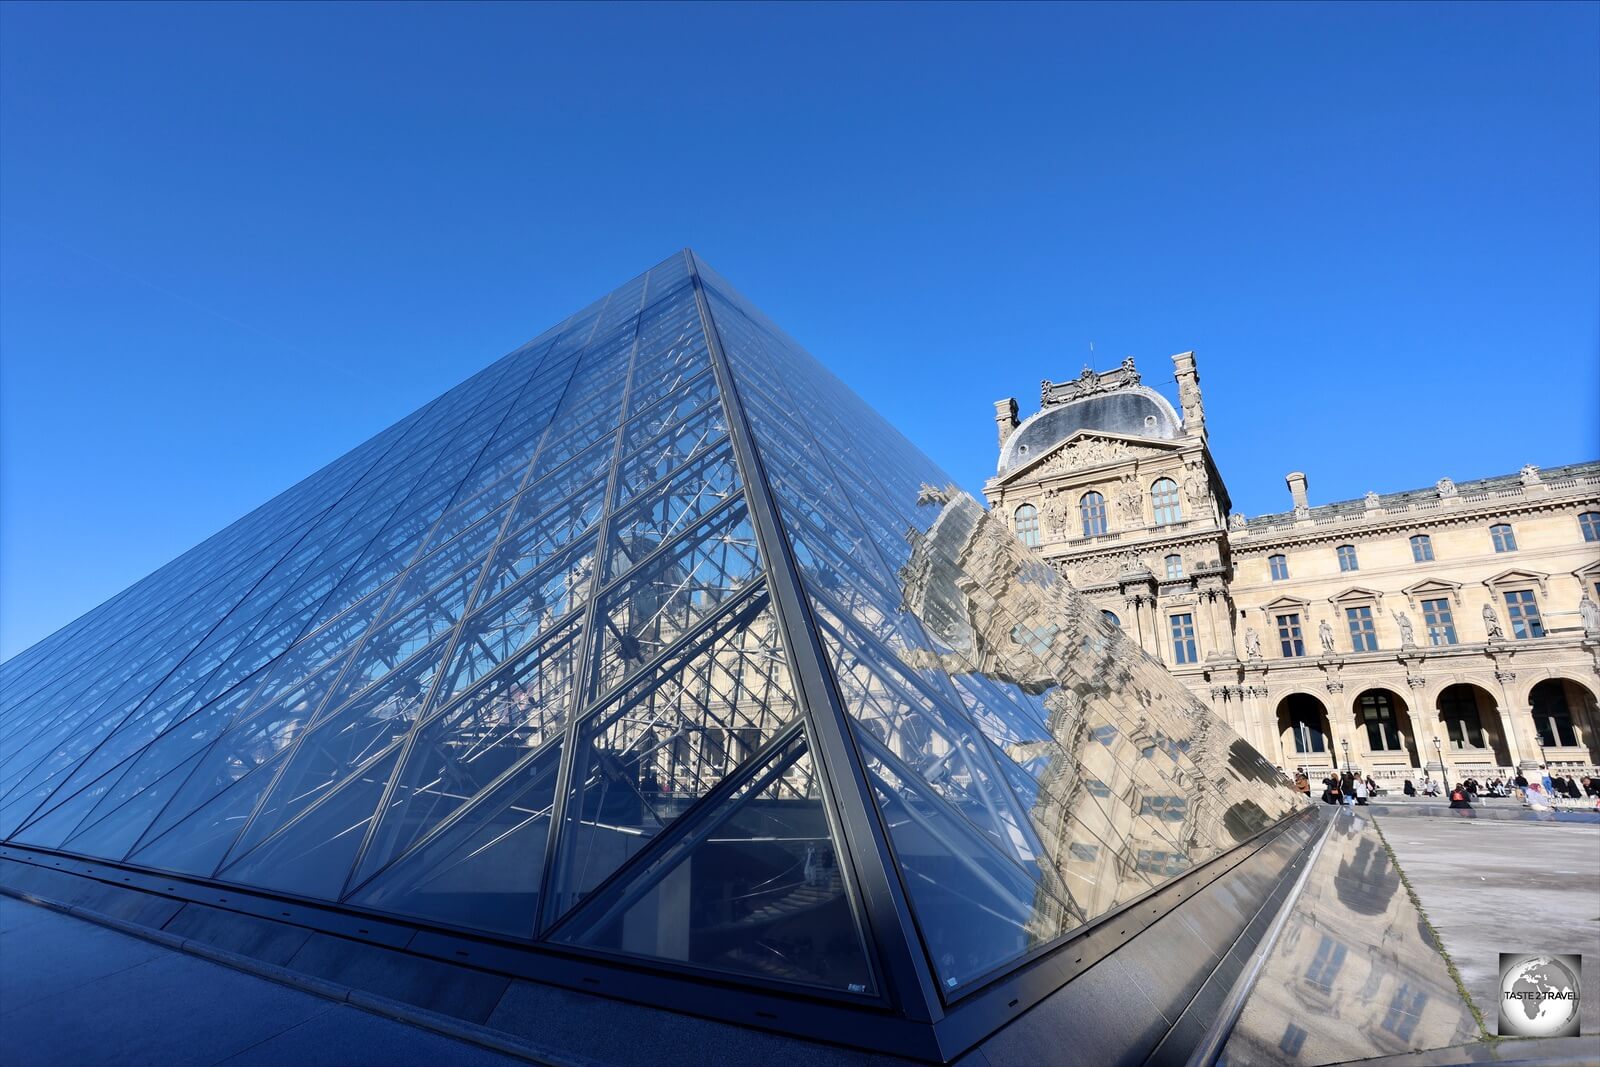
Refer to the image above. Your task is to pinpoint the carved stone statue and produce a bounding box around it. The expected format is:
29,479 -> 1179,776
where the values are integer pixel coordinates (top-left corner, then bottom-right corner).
1392,611 -> 1416,649
1581,592 -> 1600,636
1228,513 -> 1247,531
1519,463 -> 1541,486
1319,619 -> 1335,654
1116,475 -> 1143,525
1482,603 -> 1505,640
1363,490 -> 1380,509
1244,627 -> 1262,660
1040,492 -> 1069,536
1436,477 -> 1457,499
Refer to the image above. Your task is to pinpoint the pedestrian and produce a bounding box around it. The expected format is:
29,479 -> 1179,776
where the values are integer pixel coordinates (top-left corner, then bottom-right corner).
1354,776 -> 1369,806
1583,776 -> 1600,799
1541,765 -> 1555,798
1340,769 -> 1356,807
1448,784 -> 1472,811
1294,770 -> 1310,796
1403,778 -> 1416,797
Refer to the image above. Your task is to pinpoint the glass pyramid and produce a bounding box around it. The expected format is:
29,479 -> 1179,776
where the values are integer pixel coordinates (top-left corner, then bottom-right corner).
0,251 -> 1303,1018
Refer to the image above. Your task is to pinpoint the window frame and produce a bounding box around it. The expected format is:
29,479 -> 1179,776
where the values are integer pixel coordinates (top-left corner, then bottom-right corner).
1169,612 -> 1198,665
1490,523 -> 1517,553
1276,613 -> 1305,658
1420,598 -> 1457,646
1580,511 -> 1600,543
1336,544 -> 1359,572
1269,554 -> 1289,581
1409,534 -> 1434,562
1502,587 -> 1544,639
1163,554 -> 1183,580
1345,604 -> 1379,652
1151,478 -> 1183,526
1013,503 -> 1040,548
1079,491 -> 1108,538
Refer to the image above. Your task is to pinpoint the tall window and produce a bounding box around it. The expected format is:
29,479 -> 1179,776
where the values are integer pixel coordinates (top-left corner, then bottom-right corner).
1169,613 -> 1197,664
1269,554 -> 1289,581
1080,492 -> 1108,537
1151,478 -> 1183,525
1337,544 -> 1359,572
1346,605 -> 1378,652
1531,681 -> 1579,747
1277,613 -> 1305,657
1503,589 -> 1543,638
1014,503 -> 1039,547
1359,691 -> 1404,751
1438,686 -> 1486,750
1490,523 -> 1517,553
1409,534 -> 1434,562
1164,554 -> 1183,579
1421,598 -> 1457,646
1581,511 -> 1600,542
1285,696 -> 1326,754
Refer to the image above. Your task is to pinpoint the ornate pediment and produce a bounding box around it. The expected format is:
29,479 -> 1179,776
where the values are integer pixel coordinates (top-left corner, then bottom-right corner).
1328,585 -> 1385,606
1483,567 -> 1548,594
1401,577 -> 1462,608
997,430 -> 1177,485
1040,358 -> 1142,406
1261,594 -> 1311,612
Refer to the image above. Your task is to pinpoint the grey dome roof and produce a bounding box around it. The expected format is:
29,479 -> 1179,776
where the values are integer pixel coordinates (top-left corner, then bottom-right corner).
998,386 -> 1182,474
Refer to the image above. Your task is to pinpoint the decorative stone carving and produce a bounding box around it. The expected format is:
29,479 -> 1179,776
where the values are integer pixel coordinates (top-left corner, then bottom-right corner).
1519,463 -> 1541,486
1326,679 -> 1345,694
1482,604 -> 1505,640
1244,628 -> 1262,660
1040,358 -> 1142,407
1436,477 -> 1457,500
1363,490 -> 1380,509
1392,611 -> 1416,649
1406,674 -> 1427,690
1116,474 -> 1143,525
1318,619 -> 1336,654
1582,591 -> 1600,636
1245,685 -> 1270,699
1494,669 -> 1517,684
1037,436 -> 1150,475
1040,491 -> 1070,536
1228,513 -> 1247,531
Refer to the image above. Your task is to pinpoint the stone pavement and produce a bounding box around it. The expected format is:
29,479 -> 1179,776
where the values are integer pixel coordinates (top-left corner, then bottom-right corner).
1378,815 -> 1600,1038
0,896 -> 531,1067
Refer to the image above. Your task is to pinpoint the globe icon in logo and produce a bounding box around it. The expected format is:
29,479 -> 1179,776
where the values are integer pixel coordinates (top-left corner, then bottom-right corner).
1499,955 -> 1581,1037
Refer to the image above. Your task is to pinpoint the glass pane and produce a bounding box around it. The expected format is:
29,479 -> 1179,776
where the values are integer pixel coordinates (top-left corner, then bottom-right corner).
554,729 -> 876,995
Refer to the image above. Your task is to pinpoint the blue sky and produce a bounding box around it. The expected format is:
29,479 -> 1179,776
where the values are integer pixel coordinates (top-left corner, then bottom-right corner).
2,1 -> 1596,659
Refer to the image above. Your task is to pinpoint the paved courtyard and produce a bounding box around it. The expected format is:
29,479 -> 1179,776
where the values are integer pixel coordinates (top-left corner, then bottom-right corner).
1378,815 -> 1600,1038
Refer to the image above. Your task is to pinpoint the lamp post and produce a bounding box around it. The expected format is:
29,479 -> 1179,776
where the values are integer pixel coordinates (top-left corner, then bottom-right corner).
1433,735 -> 1450,791
1341,738 -> 1351,775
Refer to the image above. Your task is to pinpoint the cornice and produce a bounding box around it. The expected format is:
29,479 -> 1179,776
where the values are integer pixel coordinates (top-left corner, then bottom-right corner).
1228,483 -> 1600,554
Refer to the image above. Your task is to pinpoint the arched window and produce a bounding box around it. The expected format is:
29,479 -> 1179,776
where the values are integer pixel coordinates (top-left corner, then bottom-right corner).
1581,512 -> 1600,542
1151,478 -> 1183,525
1409,534 -> 1433,562
1358,690 -> 1404,751
1080,492 -> 1108,537
1283,695 -> 1327,754
1014,503 -> 1039,547
1530,680 -> 1579,747
1269,554 -> 1289,581
1164,554 -> 1183,579
1490,523 -> 1517,553
1336,544 -> 1359,572
1438,685 -> 1486,750
1101,610 -> 1121,628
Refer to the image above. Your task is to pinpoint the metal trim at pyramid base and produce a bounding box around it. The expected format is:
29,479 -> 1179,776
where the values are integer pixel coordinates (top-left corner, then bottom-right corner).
0,805 -> 1322,1064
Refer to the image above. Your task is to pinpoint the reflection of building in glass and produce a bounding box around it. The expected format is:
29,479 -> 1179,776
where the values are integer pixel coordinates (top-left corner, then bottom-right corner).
988,358 -> 1600,784
0,252 -> 1309,1061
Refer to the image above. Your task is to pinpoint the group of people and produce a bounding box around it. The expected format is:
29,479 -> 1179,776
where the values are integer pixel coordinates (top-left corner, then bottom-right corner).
1293,769 -> 1378,806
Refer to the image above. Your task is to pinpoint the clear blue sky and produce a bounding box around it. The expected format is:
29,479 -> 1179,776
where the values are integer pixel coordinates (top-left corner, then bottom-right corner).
2,1 -> 1596,660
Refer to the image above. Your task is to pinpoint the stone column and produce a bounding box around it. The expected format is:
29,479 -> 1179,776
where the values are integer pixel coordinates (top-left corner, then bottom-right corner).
1491,669 -> 1538,772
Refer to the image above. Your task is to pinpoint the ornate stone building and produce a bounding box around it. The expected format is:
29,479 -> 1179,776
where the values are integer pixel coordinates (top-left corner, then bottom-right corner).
985,354 -> 1600,786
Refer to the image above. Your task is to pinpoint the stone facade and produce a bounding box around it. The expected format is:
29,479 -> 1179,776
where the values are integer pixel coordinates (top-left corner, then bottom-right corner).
985,353 -> 1600,788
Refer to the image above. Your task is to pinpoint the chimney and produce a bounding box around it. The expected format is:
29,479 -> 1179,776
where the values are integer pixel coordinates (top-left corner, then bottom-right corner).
1286,471 -> 1310,515
994,397 -> 1019,450
1171,351 -> 1205,438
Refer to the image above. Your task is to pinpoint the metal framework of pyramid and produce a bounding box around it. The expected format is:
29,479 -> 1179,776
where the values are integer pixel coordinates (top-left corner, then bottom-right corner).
0,251 -> 1304,1055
